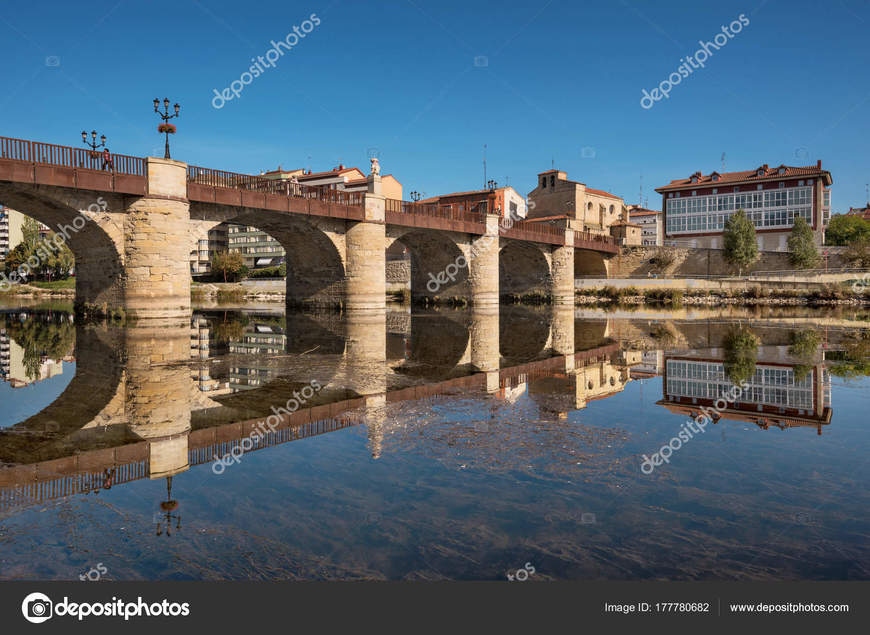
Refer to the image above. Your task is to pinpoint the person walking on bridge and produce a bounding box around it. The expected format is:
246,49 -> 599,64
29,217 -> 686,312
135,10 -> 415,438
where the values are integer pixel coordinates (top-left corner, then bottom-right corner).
101,147 -> 114,171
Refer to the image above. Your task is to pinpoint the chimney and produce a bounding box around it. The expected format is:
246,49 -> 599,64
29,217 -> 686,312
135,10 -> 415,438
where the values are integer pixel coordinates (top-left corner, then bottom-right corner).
817,159 -> 822,168
762,164 -> 768,170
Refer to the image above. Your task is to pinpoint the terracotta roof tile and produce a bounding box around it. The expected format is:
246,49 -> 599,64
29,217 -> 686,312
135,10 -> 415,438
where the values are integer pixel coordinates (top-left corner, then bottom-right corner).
584,187 -> 622,200
656,163 -> 832,192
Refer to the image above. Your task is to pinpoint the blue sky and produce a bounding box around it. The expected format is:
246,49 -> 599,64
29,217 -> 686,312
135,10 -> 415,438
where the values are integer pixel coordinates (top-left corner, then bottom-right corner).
2,0 -> 869,210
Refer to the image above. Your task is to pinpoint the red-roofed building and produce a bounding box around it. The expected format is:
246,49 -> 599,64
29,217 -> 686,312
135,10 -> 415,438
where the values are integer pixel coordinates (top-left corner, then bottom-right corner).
417,186 -> 527,219
526,169 -> 627,238
846,203 -> 870,221
655,161 -> 833,251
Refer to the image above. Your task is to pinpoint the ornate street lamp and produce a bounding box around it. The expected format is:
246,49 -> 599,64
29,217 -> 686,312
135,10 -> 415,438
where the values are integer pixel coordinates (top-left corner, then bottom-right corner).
487,179 -> 497,191
410,191 -> 421,202
153,97 -> 180,159
81,129 -> 106,152
155,476 -> 182,537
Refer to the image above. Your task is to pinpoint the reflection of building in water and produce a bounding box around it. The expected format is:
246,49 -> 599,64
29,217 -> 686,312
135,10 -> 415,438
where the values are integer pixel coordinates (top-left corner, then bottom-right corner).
526,357 -> 635,415
631,350 -> 663,380
0,328 -> 10,381
499,375 -> 528,404
658,352 -> 832,433
228,322 -> 287,391
574,360 -> 632,409
190,317 -> 230,394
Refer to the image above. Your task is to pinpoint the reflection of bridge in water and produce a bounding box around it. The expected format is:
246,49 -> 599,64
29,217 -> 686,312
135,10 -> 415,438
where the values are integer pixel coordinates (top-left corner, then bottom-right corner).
1,307 -> 847,511
0,307 -> 622,511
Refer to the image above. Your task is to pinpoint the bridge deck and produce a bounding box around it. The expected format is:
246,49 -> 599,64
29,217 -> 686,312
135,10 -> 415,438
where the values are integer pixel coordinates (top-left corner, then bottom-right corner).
1,135 -> 618,253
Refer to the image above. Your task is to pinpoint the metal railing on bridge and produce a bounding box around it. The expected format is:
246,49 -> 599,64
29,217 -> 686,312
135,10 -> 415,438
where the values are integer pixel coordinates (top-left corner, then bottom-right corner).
385,198 -> 486,224
187,165 -> 363,205
0,135 -> 145,176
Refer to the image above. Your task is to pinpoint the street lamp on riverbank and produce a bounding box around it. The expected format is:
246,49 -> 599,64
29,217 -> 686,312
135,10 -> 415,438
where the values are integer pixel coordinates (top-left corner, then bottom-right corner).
153,98 -> 180,159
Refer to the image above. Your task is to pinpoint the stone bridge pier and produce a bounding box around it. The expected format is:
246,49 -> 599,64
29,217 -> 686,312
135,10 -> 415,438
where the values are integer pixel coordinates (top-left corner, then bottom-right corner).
0,157 -> 191,322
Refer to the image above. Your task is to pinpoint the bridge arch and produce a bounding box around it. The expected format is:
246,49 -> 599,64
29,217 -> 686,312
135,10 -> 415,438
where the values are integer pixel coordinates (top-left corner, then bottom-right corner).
0,184 -> 125,311
190,204 -> 346,308
575,248 -> 609,278
386,229 -> 468,304
499,239 -> 552,299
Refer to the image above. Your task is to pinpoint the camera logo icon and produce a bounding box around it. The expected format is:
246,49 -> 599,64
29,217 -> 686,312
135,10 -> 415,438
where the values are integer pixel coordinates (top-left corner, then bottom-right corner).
21,592 -> 53,623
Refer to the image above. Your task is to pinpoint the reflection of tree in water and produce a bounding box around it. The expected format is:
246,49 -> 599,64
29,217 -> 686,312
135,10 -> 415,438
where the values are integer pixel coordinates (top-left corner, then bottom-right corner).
210,313 -> 251,344
370,393 -> 628,478
722,325 -> 759,386
4,313 -> 75,381
828,331 -> 870,379
789,329 -> 822,381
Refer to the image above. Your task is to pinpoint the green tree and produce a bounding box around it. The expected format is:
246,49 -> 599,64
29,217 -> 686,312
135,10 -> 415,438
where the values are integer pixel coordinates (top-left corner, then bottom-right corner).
722,325 -> 759,386
787,216 -> 820,269
723,209 -> 758,275
825,214 -> 870,246
210,251 -> 247,282
844,236 -> 870,268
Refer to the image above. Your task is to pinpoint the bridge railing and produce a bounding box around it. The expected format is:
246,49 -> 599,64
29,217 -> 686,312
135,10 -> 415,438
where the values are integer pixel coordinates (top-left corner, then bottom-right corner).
0,135 -> 145,176
187,165 -> 363,206
385,198 -> 486,224
574,230 -> 618,248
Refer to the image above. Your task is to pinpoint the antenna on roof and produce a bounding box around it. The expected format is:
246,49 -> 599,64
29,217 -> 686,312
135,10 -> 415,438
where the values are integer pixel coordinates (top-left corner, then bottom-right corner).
866,183 -> 869,204
639,173 -> 643,207
483,144 -> 487,190
721,152 -> 726,172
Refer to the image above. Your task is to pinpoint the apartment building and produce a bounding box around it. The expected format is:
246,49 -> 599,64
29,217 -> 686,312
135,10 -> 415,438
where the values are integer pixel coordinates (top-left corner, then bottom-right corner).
655,161 -> 833,251
0,206 -> 25,261
627,206 -> 663,246
190,224 -> 229,274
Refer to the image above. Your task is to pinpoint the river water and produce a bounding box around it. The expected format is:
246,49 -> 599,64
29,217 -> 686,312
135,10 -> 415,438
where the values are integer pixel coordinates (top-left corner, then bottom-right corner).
0,303 -> 868,580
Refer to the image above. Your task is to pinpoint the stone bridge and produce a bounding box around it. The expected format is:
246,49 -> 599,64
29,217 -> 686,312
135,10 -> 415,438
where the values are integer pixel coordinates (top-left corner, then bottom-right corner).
0,136 -> 617,320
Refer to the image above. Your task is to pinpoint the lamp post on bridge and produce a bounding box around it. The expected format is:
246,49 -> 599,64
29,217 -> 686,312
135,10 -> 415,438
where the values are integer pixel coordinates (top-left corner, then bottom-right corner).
81,129 -> 106,153
410,191 -> 421,203
153,97 -> 180,159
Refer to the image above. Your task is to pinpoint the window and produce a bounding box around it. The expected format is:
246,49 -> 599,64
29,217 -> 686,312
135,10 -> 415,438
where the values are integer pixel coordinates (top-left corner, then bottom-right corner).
778,182 -> 785,188
609,205 -> 614,214
550,175 -> 555,187
541,177 -> 546,188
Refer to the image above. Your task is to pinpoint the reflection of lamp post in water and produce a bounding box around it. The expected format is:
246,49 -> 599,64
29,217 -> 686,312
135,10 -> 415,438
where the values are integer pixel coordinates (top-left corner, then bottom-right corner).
155,476 -> 181,537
